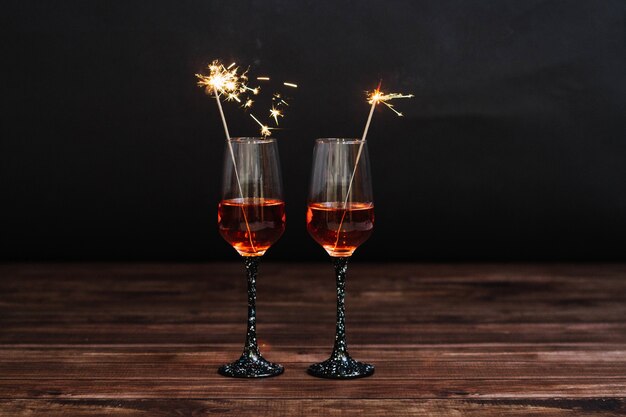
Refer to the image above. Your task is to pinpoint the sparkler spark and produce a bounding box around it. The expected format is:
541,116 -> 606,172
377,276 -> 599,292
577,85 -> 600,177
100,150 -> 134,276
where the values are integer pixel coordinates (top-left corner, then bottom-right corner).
242,86 -> 260,95
196,59 -> 296,139
226,92 -> 241,102
195,60 -> 257,102
272,93 -> 290,107
367,89 -> 414,117
269,107 -> 283,125
250,114 -> 273,137
196,63 -> 228,93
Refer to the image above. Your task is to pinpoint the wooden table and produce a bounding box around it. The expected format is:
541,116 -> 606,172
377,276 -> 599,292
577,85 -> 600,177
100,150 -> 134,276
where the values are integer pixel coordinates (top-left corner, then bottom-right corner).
1,263 -> 625,416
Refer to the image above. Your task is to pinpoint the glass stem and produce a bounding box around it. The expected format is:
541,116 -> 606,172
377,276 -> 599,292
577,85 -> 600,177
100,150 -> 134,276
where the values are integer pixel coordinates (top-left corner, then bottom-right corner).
331,257 -> 350,361
243,256 -> 261,359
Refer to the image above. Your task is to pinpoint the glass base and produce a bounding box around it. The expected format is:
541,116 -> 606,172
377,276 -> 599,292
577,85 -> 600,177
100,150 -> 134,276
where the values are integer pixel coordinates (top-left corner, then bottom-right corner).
218,354 -> 284,378
308,355 -> 375,379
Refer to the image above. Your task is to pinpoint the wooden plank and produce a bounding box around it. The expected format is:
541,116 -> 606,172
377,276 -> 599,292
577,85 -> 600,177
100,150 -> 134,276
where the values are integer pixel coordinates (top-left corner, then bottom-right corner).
0,348 -> 624,380
0,377 -> 624,399
0,360 -> 624,380
1,322 -> 625,345
1,344 -> 625,361
2,300 -> 625,324
2,399 -> 626,417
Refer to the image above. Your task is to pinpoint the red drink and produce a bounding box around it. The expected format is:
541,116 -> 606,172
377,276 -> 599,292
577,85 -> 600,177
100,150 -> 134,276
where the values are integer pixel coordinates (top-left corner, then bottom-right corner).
307,202 -> 374,257
218,198 -> 286,256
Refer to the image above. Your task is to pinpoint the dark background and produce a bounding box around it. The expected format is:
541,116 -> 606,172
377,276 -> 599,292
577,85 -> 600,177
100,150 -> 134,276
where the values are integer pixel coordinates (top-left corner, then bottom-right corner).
1,0 -> 625,262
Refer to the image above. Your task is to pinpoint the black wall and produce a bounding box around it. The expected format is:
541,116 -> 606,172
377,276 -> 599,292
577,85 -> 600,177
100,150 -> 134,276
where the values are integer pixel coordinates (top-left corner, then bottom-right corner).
2,0 -> 626,262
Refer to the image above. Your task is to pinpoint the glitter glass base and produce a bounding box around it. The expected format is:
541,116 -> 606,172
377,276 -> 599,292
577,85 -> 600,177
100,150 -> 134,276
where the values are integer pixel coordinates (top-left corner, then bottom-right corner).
308,355 -> 375,379
218,354 -> 284,378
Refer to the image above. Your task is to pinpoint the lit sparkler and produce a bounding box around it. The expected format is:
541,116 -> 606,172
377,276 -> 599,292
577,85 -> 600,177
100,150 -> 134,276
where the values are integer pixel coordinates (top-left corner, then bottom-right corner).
333,82 -> 413,251
196,59 -> 297,137
195,60 -> 261,139
196,59 -> 261,251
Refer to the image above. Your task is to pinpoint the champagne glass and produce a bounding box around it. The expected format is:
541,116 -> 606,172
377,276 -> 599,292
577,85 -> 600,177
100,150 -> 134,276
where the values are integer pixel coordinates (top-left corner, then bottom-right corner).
306,138 -> 375,378
217,137 -> 285,378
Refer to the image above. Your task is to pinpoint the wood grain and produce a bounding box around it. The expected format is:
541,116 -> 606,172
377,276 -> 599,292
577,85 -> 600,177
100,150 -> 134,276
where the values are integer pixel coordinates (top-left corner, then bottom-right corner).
0,263 -> 625,415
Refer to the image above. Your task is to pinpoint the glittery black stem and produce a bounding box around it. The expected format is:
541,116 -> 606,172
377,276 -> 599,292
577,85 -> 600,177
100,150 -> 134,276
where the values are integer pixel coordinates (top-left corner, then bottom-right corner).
243,256 -> 261,358
331,257 -> 350,361
217,257 -> 283,378
307,257 -> 375,379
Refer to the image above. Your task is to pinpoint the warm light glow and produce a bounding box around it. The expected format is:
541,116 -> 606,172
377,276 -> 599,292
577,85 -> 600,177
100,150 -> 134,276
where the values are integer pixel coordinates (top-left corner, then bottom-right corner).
283,82 -> 298,88
257,76 -> 270,81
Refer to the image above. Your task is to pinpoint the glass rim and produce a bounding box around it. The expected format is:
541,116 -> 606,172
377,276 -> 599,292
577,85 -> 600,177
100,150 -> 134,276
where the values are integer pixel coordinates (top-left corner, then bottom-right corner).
316,138 -> 364,144
228,137 -> 276,144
